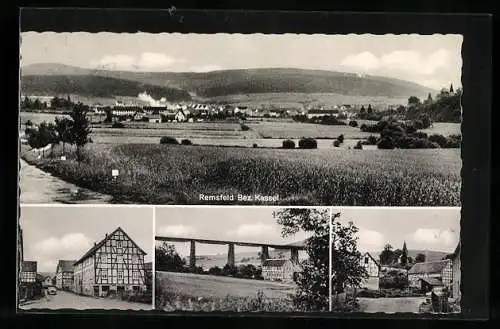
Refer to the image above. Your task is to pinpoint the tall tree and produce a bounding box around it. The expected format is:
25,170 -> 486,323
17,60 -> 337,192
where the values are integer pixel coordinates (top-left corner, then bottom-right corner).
427,92 -> 433,103
359,105 -> 366,114
449,83 -> 454,93
69,102 -> 91,161
401,241 -> 408,266
379,244 -> 394,265
415,253 -> 426,263
274,209 -> 367,312
367,104 -> 373,115
155,243 -> 185,272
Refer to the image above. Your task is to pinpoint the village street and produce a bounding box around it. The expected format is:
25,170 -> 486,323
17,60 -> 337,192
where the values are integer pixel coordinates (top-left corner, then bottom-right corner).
357,297 -> 426,313
19,290 -> 152,310
19,159 -> 113,204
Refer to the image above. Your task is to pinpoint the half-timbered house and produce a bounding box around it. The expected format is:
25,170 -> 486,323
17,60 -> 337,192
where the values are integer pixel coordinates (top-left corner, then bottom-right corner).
451,242 -> 461,300
55,260 -> 76,291
262,259 -> 301,283
73,227 -> 148,297
408,259 -> 452,292
360,252 -> 381,290
19,261 -> 40,301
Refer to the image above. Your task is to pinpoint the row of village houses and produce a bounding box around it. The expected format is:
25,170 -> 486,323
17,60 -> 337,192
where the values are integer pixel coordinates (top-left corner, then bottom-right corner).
261,244 -> 461,301
19,227 -> 152,301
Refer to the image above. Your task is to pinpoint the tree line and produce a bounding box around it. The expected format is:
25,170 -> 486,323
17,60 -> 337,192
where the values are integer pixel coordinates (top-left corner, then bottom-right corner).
24,102 -> 92,161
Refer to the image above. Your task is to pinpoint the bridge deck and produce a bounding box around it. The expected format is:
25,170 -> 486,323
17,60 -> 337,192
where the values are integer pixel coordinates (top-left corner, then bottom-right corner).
155,236 -> 305,250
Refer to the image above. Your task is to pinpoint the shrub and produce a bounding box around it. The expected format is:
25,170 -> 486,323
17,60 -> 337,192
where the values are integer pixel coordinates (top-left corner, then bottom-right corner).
160,136 -> 179,145
253,143 -> 258,148
181,139 -> 192,145
112,122 -> 125,128
378,137 -> 395,149
298,138 -> 318,149
333,140 -> 341,148
429,134 -> 448,148
353,141 -> 363,150
349,120 -> 358,127
282,139 -> 295,149
413,132 -> 428,139
337,134 -> 345,143
360,124 -> 367,132
446,134 -> 461,148
240,123 -> 250,131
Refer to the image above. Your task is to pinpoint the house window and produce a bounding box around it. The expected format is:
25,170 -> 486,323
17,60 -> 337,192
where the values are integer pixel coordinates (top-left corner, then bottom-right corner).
117,241 -> 122,248
117,255 -> 123,263
365,257 -> 369,264
118,271 -> 123,280
133,271 -> 138,279
101,272 -> 107,280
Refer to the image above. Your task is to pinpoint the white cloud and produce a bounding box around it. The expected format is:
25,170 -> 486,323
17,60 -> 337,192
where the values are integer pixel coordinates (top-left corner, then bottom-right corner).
90,52 -> 186,71
228,223 -> 274,239
412,228 -> 457,247
340,49 -> 451,75
158,225 -> 194,237
189,65 -> 223,72
34,233 -> 92,256
340,52 -> 380,71
357,229 -> 385,252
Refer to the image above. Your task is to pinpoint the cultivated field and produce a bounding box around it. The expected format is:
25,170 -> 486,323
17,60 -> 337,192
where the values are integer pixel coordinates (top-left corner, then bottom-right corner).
25,142 -> 461,206
156,271 -> 296,300
248,121 -> 373,139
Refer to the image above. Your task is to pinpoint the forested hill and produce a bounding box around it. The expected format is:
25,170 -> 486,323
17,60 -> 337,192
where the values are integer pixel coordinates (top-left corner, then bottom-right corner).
22,63 -> 435,99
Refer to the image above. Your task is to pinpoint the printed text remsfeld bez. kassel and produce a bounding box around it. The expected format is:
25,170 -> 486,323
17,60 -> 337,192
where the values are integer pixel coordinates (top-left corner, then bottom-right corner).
199,193 -> 279,202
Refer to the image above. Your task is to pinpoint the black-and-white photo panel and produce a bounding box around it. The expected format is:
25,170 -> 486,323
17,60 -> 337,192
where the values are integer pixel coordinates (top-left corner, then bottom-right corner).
17,206 -> 154,311
19,32 -> 462,207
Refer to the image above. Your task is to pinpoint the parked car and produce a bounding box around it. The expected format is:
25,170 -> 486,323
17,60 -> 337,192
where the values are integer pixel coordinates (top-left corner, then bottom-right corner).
47,286 -> 57,295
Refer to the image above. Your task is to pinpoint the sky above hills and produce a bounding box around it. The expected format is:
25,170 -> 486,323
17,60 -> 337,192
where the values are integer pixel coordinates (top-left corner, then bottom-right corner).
21,32 -> 462,90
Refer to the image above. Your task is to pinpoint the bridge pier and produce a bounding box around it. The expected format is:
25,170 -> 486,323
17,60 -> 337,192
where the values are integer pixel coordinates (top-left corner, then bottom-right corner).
290,248 -> 299,262
261,246 -> 269,263
227,243 -> 235,266
190,240 -> 196,269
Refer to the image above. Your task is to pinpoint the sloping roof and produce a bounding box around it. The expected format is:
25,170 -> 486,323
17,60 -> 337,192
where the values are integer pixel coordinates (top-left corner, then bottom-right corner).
363,252 -> 381,268
451,242 -> 461,260
57,260 -> 76,273
74,227 -> 146,266
420,277 -> 444,286
408,260 -> 450,274
262,259 -> 289,267
22,261 -> 37,272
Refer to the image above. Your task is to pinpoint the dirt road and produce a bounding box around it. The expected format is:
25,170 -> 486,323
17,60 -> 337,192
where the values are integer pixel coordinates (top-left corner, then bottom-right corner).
19,290 -> 152,310
19,159 -> 113,204
357,297 -> 426,313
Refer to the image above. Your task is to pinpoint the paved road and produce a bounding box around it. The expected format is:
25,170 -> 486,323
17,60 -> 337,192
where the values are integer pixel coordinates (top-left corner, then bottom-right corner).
19,159 -> 113,204
357,297 -> 426,313
19,290 -> 152,310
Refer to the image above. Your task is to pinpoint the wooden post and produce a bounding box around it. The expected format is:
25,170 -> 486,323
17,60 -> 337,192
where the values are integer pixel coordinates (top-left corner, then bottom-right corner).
261,246 -> 269,263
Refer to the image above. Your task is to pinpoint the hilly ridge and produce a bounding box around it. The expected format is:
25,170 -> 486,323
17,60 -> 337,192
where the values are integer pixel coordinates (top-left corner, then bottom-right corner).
21,63 -> 436,100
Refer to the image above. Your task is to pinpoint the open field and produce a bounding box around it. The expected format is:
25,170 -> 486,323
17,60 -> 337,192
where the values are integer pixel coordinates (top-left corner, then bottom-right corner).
198,92 -> 410,108
22,142 -> 461,206
357,297 -> 426,313
248,121 -> 374,139
421,122 -> 462,136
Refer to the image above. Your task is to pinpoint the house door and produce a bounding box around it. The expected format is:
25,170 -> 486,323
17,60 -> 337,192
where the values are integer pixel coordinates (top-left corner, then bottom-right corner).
93,286 -> 99,296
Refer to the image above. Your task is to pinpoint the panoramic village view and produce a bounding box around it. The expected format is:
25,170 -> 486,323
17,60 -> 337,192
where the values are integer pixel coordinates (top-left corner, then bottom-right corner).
332,207 -> 461,314
17,207 -> 153,310
19,33 -> 462,206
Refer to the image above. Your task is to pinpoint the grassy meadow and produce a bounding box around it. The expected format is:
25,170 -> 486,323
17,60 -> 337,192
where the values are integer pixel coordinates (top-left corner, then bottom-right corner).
155,271 -> 298,312
23,141 -> 461,206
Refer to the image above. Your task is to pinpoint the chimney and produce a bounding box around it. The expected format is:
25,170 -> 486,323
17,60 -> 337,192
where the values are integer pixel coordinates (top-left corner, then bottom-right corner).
94,242 -> 97,246
105,233 -> 108,238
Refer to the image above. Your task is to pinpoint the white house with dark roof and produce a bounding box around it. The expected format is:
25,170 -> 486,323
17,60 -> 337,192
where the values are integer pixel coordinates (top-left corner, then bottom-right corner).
360,252 -> 381,290
55,260 -> 76,291
73,227 -> 148,297
261,259 -> 301,283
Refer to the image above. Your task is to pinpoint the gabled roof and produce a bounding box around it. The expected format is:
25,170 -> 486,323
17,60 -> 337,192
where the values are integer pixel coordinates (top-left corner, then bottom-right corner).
362,252 -> 381,268
22,261 -> 37,272
57,260 -> 76,273
408,260 -> 450,275
262,259 -> 290,267
74,227 -> 147,266
420,277 -> 444,286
